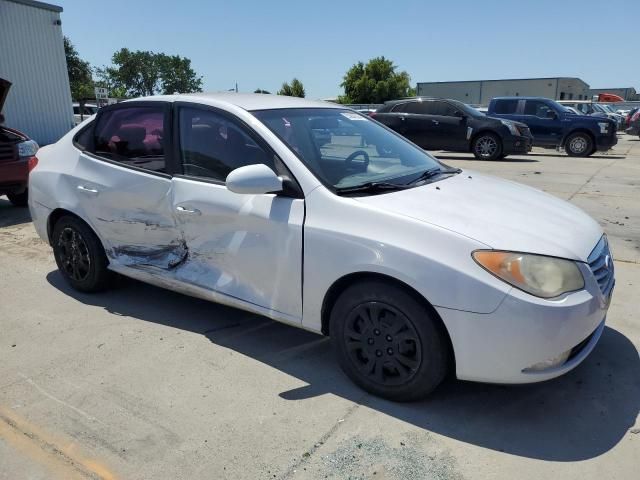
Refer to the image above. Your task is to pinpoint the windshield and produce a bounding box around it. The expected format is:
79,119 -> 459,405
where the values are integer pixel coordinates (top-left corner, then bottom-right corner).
454,101 -> 485,118
599,104 -> 615,113
253,108 -> 445,191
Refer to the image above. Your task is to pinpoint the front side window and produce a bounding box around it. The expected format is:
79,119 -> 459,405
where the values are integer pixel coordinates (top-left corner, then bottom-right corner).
524,101 -> 555,118
93,106 -> 166,173
178,107 -> 274,182
253,108 -> 443,191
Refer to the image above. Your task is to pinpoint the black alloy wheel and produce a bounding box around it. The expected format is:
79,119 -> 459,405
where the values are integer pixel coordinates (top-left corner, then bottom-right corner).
52,215 -> 114,292
343,302 -> 422,386
57,227 -> 91,282
330,281 -> 450,401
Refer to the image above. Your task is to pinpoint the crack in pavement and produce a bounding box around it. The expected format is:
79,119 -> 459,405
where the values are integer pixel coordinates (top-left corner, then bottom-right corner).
568,157 -> 620,201
279,397 -> 367,479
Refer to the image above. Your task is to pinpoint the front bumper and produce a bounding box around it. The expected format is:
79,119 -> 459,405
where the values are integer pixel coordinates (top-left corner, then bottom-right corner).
595,132 -> 618,151
503,134 -> 533,154
0,157 -> 29,194
625,125 -> 640,136
437,261 -> 611,384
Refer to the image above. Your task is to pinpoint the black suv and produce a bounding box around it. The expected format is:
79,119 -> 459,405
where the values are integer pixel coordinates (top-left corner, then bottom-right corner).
371,97 -> 532,160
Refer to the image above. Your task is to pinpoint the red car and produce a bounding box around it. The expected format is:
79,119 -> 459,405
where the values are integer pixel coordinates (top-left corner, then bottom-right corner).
0,79 -> 39,206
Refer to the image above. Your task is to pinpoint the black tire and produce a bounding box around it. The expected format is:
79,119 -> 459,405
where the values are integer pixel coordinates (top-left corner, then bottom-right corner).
565,132 -> 594,157
7,189 -> 28,207
329,280 -> 450,401
52,215 -> 114,292
497,154 -> 508,160
472,133 -> 503,160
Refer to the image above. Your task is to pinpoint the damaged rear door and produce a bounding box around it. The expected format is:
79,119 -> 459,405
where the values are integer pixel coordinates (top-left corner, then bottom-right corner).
74,102 -> 184,269
170,104 -> 304,320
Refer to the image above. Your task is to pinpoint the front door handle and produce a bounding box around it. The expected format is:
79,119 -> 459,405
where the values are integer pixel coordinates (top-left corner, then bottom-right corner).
432,120 -> 440,125
77,185 -> 99,194
176,205 -> 201,215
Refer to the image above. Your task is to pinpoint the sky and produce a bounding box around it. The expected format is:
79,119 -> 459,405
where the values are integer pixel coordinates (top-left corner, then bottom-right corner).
54,0 -> 639,99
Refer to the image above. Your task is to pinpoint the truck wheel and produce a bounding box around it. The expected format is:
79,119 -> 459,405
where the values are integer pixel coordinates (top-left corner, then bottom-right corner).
565,132 -> 594,157
330,280 -> 450,401
472,133 -> 502,160
7,189 -> 28,207
52,215 -> 114,292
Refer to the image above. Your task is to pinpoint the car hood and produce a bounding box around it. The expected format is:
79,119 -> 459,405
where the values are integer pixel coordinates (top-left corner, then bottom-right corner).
0,78 -> 10,113
355,171 -> 602,262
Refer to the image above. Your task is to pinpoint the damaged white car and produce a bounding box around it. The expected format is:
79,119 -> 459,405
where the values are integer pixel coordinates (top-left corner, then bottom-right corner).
29,94 -> 614,401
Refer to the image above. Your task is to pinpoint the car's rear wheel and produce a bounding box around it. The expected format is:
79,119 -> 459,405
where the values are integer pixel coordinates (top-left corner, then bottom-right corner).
52,215 -> 114,292
472,133 -> 502,160
330,281 -> 450,401
7,189 -> 28,207
565,132 -> 594,157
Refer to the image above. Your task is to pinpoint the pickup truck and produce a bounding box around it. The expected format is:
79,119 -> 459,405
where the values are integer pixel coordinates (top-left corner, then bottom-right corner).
487,97 -> 617,157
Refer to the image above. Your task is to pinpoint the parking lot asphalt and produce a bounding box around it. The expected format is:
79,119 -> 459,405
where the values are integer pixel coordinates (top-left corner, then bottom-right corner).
1,135 -> 639,480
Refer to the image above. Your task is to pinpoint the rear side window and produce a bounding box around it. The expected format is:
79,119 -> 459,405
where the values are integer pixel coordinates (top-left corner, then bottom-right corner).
493,99 -> 518,114
178,107 -> 275,182
93,106 -> 166,173
73,123 -> 94,151
403,101 -> 437,115
524,101 -> 555,118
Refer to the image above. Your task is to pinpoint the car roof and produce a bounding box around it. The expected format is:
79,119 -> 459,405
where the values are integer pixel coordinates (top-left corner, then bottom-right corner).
384,97 -> 453,105
123,92 -> 342,111
492,96 -> 552,101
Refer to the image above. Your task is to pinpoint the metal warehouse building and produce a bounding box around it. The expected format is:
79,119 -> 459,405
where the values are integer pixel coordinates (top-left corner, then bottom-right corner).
0,0 -> 74,145
417,77 -> 590,106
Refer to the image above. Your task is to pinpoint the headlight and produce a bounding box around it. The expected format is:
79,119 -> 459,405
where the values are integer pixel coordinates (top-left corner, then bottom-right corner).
472,251 -> 584,298
18,139 -> 39,157
500,120 -> 520,136
597,122 -> 609,134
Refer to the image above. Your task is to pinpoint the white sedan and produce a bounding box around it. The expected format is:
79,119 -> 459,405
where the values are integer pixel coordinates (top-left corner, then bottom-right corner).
28,93 -> 614,401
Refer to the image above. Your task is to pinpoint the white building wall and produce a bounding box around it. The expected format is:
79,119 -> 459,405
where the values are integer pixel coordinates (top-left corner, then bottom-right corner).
479,79 -> 558,105
416,82 -> 482,103
0,0 -> 74,145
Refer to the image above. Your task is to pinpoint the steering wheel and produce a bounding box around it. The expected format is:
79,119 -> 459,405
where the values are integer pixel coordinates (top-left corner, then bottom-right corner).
344,150 -> 370,172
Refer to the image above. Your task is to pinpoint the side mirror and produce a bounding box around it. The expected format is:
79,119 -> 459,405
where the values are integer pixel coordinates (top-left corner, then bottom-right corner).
545,110 -> 558,119
226,164 -> 283,195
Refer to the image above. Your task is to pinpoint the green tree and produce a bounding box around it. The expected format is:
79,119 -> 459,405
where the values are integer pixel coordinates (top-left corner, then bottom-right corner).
64,36 -> 94,101
102,48 -> 202,97
158,54 -> 203,94
339,56 -> 413,104
278,78 -> 305,98
254,88 -> 271,94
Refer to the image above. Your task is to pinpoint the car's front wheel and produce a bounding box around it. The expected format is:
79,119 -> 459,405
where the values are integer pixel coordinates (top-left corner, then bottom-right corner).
565,132 -> 594,157
52,215 -> 114,292
330,281 -> 450,401
472,133 -> 503,160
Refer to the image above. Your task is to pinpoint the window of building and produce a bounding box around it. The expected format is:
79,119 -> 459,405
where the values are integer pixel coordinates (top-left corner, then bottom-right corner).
93,106 -> 166,173
560,92 -> 566,100
178,107 -> 274,182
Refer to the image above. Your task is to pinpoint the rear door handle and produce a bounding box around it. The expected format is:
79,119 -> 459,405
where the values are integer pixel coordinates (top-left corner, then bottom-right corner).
176,205 -> 201,215
77,185 -> 99,194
